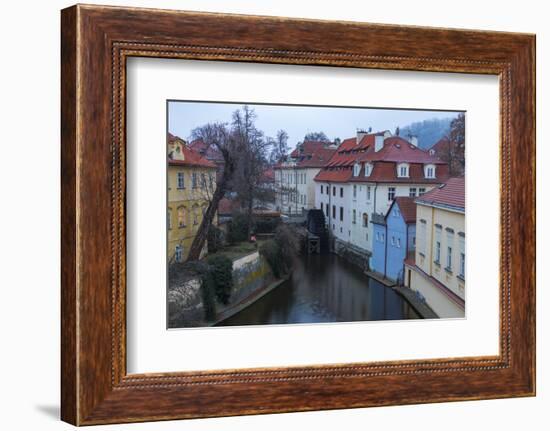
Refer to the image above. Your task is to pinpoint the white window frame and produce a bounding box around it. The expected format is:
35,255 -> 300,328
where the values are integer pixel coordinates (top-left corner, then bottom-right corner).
388,187 -> 396,201
177,172 -> 185,189
364,163 -> 373,177
397,163 -> 409,178
424,164 -> 436,179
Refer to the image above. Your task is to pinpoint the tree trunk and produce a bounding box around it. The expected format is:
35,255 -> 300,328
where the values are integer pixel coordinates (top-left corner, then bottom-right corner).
186,180 -> 226,262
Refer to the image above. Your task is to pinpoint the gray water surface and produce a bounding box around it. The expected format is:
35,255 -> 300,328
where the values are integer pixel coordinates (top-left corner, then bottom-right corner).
218,253 -> 420,326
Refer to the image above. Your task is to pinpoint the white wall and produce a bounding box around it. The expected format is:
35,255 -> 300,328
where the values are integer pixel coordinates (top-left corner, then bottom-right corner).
0,1 -> 546,430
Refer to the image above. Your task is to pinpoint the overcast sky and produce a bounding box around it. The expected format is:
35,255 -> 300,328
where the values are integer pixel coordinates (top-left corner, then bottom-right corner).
168,101 -> 461,146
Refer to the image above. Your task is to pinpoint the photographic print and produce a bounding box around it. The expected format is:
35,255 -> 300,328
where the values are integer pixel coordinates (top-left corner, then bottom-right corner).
167,101 -> 466,329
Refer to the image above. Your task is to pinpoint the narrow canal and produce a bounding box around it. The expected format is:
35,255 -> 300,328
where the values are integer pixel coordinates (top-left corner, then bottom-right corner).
218,253 -> 420,326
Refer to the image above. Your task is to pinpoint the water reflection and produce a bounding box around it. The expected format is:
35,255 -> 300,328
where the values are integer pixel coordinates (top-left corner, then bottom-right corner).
218,253 -> 420,326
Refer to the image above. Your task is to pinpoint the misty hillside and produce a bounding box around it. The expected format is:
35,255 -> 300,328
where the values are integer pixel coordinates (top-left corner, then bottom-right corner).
398,117 -> 455,150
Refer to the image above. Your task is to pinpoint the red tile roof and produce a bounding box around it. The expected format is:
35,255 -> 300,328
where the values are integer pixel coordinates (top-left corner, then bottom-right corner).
289,140 -> 329,158
168,133 -> 217,169
415,177 -> 465,211
315,134 -> 449,184
390,197 -> 417,224
360,136 -> 446,164
189,138 -> 225,164
218,198 -> 241,215
276,141 -> 337,169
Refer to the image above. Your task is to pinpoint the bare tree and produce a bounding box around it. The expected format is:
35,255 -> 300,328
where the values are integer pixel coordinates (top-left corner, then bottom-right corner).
448,113 -> 465,175
230,106 -> 270,234
269,129 -> 289,163
186,122 -> 237,261
185,106 -> 271,261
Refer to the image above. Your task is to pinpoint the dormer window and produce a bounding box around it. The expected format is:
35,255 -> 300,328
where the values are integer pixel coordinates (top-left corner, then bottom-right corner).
397,163 -> 409,178
364,163 -> 373,177
424,164 -> 436,179
353,163 -> 361,177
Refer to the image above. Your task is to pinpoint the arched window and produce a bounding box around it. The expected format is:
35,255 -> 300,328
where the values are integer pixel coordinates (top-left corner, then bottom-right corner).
177,206 -> 186,228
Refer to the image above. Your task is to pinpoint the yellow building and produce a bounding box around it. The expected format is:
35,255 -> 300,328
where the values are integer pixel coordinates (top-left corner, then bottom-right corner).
167,133 -> 217,263
404,177 -> 465,318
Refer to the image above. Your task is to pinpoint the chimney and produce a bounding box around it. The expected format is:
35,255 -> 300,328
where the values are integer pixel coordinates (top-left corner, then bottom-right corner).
357,129 -> 368,144
409,135 -> 418,147
375,135 -> 384,152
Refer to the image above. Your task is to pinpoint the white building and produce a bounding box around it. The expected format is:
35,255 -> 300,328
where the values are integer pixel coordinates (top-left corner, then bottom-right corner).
315,131 -> 450,263
274,141 -> 336,216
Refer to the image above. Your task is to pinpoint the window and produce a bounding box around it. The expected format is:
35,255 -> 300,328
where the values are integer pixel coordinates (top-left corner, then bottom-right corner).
376,232 -> 380,241
353,185 -> 357,198
388,187 -> 396,201
320,202 -> 323,213
333,186 -> 336,196
321,185 -> 324,194
353,163 -> 361,177
174,245 -> 183,263
459,232 -> 465,278
192,172 -> 198,189
340,206 -> 344,221
177,172 -> 185,189
419,220 -> 427,255
446,229 -> 454,271
177,206 -> 185,228
362,213 -> 368,227
397,163 -> 409,178
364,163 -> 373,177
200,173 -> 206,188
332,205 -> 336,219
167,208 -> 172,230
397,238 -> 401,248
209,173 -> 214,190
424,164 -> 436,179
409,187 -> 417,197
391,236 -> 395,246
352,209 -> 356,224
340,187 -> 344,198
419,187 -> 426,195
446,246 -> 453,270
435,225 -> 442,263
381,233 -> 385,243
325,204 -> 329,217
367,186 -> 371,201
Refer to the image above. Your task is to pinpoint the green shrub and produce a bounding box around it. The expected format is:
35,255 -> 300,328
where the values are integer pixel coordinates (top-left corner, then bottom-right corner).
200,271 -> 217,322
259,239 -> 283,278
227,213 -> 249,243
207,225 -> 225,253
206,254 -> 234,305
259,224 -> 300,278
253,217 -> 280,234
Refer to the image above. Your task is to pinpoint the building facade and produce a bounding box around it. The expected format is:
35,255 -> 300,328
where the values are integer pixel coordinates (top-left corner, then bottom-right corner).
404,177 -> 465,318
167,133 -> 217,263
314,131 -> 449,267
274,141 -> 336,215
371,197 -> 417,282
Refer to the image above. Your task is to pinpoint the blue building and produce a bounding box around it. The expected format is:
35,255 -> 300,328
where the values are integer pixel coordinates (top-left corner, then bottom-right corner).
370,197 -> 417,282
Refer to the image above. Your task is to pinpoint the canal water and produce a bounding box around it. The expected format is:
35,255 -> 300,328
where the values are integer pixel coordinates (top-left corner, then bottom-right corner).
218,253 -> 420,326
